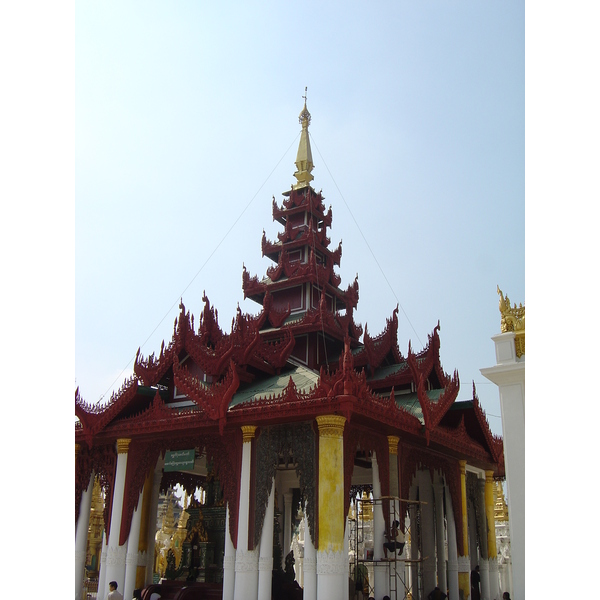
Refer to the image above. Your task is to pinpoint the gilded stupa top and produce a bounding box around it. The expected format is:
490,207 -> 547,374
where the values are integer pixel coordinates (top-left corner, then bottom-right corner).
494,480 -> 509,522
293,87 -> 315,190
497,286 -> 525,358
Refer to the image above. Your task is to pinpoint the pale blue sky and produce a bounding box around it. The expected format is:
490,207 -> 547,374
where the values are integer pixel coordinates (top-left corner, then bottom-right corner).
75,1 -> 525,436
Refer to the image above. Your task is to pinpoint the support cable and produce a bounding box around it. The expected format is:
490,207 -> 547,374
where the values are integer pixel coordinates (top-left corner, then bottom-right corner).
309,132 -> 424,349
97,133 -> 301,403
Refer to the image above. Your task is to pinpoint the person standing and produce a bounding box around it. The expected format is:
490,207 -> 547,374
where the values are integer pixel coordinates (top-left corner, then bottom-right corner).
107,581 -> 123,600
470,566 -> 481,600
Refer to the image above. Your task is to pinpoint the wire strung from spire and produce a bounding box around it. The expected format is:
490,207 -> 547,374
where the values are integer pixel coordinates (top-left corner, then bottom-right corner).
97,132 -> 301,403
308,131 -> 424,349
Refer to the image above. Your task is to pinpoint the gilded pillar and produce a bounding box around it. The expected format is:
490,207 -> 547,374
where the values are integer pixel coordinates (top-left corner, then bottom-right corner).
458,460 -> 470,600
316,414 -> 346,600
485,471 -> 500,600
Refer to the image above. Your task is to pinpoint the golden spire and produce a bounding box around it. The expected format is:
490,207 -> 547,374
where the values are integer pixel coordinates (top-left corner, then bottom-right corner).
493,480 -> 509,522
293,87 -> 315,190
497,286 -> 525,358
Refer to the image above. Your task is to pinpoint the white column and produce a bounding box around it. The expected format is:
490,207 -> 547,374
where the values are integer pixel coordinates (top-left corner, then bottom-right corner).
234,426 -> 258,600
489,559 -> 499,600
303,505 -> 316,600
371,452 -> 389,599
223,503 -> 236,600
145,456 -> 164,585
75,470 -> 95,600
123,489 -> 144,600
97,532 -> 109,600
445,485 -> 459,600
104,438 -> 132,592
283,492 -> 293,561
257,481 -> 275,600
417,470 -> 436,597
481,331 -> 525,600
344,513 -> 350,588
433,481 -> 447,594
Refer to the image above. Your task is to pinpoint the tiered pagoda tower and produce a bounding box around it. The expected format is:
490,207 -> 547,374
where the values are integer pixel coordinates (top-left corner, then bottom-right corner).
75,99 -> 505,600
242,100 -> 361,370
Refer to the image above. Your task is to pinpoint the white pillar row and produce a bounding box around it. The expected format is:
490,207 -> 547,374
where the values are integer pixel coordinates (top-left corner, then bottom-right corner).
477,478 -> 490,600
445,485 -> 459,600
417,470 -> 437,598
234,425 -> 259,600
302,504 -> 317,600
123,489 -> 144,600
257,480 -> 275,600
433,480 -> 447,594
371,452 -> 389,600
97,531 -> 109,600
104,438 -> 132,593
223,503 -> 236,600
283,492 -> 293,561
75,469 -> 95,600
145,455 -> 164,586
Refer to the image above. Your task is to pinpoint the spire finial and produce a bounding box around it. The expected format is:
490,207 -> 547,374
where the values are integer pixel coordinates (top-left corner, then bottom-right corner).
293,87 -> 314,189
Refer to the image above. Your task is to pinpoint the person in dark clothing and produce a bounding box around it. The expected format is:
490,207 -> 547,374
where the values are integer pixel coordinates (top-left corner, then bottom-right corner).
428,587 -> 447,600
471,565 -> 481,600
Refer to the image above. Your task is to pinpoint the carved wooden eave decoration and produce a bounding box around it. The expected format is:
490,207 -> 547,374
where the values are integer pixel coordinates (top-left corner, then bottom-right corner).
75,442 -> 117,533
353,306 -> 403,370
228,337 -> 422,435
173,358 -> 240,434
135,297 -> 298,387
75,378 -> 139,447
431,417 -> 496,465
471,383 -> 504,465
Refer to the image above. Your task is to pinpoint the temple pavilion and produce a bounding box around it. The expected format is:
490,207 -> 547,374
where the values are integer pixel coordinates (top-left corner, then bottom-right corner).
75,100 -> 505,600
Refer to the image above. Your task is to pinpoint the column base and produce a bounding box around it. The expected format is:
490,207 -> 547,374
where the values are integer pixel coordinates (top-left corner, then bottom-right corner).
458,556 -> 471,600
317,550 -> 346,600
234,550 -> 259,600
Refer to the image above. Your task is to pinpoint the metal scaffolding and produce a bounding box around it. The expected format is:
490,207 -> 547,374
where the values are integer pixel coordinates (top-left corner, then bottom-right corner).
350,494 -> 427,600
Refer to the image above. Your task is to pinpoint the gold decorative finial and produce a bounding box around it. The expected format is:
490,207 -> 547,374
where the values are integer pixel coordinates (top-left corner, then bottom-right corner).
293,87 -> 314,190
497,286 -> 525,358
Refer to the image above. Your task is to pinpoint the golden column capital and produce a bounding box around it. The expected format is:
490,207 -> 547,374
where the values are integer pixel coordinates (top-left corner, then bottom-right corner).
241,425 -> 257,443
485,470 -> 495,482
459,459 -> 467,474
75,443 -> 80,458
116,438 -> 132,454
387,435 -> 399,455
316,414 -> 346,438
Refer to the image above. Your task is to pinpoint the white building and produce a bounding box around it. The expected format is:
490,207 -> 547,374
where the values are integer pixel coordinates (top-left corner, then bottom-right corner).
480,288 -> 524,600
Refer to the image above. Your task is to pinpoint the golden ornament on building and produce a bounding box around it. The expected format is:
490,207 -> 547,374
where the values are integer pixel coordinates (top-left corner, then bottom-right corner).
493,481 -> 509,522
497,286 -> 525,358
